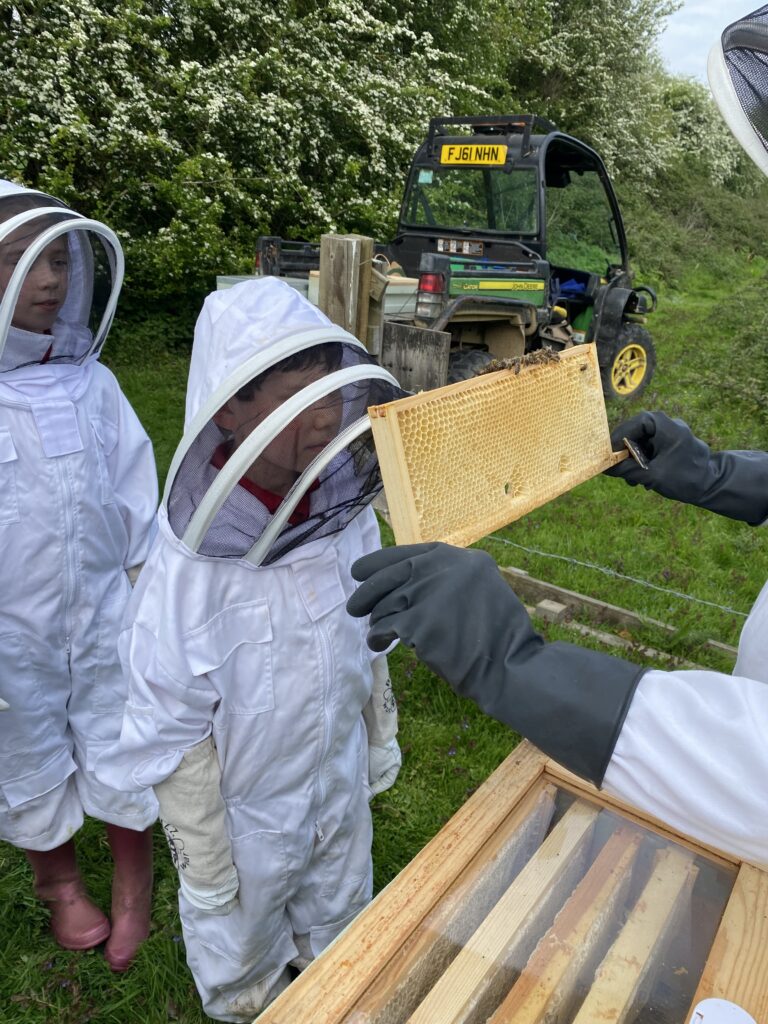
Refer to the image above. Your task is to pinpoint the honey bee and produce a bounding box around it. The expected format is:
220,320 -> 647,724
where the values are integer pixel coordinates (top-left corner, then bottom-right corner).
475,347 -> 561,377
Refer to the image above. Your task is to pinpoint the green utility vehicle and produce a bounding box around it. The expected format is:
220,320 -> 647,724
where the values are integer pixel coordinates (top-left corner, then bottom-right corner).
389,115 -> 656,398
255,114 -> 657,399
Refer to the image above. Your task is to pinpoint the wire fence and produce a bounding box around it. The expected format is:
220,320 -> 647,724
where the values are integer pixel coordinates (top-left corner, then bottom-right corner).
486,533 -> 749,619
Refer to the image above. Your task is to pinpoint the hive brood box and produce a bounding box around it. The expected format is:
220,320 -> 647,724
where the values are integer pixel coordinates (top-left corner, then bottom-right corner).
367,344 -> 626,547
256,741 -> 768,1024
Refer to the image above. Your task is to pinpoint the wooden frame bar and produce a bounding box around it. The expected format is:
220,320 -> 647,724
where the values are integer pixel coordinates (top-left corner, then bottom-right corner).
256,742 -> 767,1024
486,827 -> 643,1024
347,783 -> 558,1024
572,847 -> 699,1024
368,345 -> 625,547
405,801 -> 600,1024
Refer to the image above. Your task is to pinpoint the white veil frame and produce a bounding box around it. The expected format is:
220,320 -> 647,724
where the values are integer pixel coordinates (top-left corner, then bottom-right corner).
0,208 -> 125,363
163,326 -> 369,509
707,11 -> 768,177
180,361 -> 399,554
244,413 -> 375,565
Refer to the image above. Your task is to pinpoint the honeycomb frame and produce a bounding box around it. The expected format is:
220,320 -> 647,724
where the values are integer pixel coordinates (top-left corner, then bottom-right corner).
368,344 -> 626,547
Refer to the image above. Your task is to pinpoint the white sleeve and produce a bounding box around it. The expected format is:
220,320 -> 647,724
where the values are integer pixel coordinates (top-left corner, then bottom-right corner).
105,380 -> 159,570
603,667 -> 768,868
96,618 -> 220,793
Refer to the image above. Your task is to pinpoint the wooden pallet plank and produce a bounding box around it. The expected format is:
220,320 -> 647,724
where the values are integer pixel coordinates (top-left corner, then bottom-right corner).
686,862 -> 768,1022
572,846 -> 699,1024
380,321 -> 451,392
346,784 -> 558,1024
501,566 -> 676,633
257,743 -> 549,1024
501,567 -> 737,662
404,799 -> 601,1024
487,827 -> 642,1024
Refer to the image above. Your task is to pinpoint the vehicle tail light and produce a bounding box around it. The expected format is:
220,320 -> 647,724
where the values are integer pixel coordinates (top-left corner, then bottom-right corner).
418,273 -> 445,294
416,272 -> 446,320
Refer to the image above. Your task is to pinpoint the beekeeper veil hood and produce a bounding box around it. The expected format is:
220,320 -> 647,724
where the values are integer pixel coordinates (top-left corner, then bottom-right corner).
708,5 -> 768,176
0,180 -> 123,372
164,277 -> 406,566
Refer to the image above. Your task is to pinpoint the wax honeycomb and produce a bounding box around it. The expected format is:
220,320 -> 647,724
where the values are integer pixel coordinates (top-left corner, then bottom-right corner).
368,345 -> 622,547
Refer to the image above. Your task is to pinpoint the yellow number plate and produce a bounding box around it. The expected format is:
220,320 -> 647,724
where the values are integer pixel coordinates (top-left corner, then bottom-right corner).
440,143 -> 508,166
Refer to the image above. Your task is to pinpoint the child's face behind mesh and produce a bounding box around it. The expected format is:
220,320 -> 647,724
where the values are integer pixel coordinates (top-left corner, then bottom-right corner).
0,210 -> 69,334
214,364 -> 345,496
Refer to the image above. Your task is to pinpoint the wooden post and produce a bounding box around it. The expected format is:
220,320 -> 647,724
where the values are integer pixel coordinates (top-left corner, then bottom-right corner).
356,235 -> 374,348
318,233 -> 376,349
319,233 -> 360,336
380,321 -> 451,392
366,257 -> 390,358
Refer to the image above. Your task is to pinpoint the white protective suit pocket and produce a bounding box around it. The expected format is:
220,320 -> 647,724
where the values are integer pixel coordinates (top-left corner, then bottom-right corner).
0,632 -> 59,763
179,825 -> 289,966
84,740 -> 112,773
0,429 -> 20,525
1,746 -> 77,811
88,589 -> 132,713
89,416 -> 118,506
184,600 -> 275,716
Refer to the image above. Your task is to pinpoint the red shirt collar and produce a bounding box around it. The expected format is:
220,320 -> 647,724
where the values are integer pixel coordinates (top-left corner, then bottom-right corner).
211,443 -> 316,525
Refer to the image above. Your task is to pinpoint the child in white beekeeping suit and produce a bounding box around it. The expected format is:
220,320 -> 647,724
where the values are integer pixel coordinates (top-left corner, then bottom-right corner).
0,181 -> 159,970
96,277 -> 405,1021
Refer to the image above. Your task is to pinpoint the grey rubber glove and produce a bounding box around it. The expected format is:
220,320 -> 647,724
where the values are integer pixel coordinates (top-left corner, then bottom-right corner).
606,411 -> 768,525
347,543 -> 645,786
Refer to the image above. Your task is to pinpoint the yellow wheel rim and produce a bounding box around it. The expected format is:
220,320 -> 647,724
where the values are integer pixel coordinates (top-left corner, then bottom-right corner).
611,342 -> 647,395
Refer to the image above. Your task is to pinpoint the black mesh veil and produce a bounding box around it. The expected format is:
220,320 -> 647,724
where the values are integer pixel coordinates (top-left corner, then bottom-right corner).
708,5 -> 768,176
0,186 -> 123,372
166,337 -> 406,565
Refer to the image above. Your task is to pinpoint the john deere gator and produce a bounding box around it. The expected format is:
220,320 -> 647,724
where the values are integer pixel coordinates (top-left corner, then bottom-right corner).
254,114 -> 657,399
387,114 -> 657,398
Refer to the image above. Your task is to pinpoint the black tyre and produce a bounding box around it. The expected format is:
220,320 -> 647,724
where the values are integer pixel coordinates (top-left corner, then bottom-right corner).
447,348 -> 495,383
600,324 -> 656,400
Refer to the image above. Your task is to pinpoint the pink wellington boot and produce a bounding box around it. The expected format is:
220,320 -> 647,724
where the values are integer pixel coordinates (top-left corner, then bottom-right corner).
25,841 -> 111,950
103,824 -> 154,972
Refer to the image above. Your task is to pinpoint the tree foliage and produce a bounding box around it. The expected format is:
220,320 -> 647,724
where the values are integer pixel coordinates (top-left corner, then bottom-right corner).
0,0 -> 761,307
1,0 -> 515,303
506,0 -> 725,187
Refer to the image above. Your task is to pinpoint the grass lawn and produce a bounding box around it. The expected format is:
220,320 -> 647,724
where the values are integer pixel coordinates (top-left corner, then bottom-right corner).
1,261 -> 767,1022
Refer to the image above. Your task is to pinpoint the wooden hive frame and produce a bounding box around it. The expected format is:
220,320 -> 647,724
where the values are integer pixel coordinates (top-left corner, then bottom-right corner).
368,345 -> 626,547
255,741 -> 768,1024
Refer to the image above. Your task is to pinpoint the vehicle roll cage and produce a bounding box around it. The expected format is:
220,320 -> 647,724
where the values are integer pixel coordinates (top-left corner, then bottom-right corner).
402,115 -> 629,270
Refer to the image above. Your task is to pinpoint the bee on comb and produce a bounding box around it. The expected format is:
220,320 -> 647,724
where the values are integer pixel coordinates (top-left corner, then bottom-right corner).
475,348 -> 562,377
